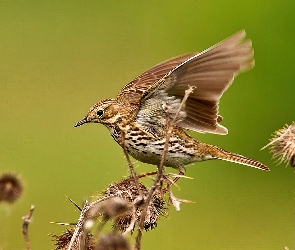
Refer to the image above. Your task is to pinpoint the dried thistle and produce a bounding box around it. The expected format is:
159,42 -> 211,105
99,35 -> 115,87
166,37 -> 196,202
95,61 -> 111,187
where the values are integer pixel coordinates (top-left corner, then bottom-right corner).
51,228 -> 96,250
0,172 -> 23,203
102,177 -> 167,232
64,197 -> 129,250
262,122 -> 295,167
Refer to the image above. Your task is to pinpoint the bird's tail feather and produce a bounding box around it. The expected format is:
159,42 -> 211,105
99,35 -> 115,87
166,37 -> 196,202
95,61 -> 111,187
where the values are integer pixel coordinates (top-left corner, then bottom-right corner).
216,147 -> 269,171
198,142 -> 269,171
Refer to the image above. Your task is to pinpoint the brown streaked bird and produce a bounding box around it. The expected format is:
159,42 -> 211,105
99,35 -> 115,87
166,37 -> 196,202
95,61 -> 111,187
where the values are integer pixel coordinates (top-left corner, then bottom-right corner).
74,30 -> 269,175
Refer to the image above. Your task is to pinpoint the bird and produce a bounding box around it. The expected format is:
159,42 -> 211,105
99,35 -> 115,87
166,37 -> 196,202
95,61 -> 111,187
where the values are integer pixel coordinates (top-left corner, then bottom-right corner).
74,30 -> 269,175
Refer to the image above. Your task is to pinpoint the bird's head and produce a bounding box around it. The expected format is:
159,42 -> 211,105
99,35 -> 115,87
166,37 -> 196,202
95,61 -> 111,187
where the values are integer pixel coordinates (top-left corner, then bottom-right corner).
74,99 -> 120,127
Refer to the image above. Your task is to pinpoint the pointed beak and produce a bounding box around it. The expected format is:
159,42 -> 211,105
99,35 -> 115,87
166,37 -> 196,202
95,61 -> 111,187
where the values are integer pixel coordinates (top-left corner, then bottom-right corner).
74,117 -> 88,127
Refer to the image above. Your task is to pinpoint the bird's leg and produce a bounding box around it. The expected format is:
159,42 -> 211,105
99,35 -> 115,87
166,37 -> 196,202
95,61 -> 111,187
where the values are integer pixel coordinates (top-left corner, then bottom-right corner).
119,131 -> 142,196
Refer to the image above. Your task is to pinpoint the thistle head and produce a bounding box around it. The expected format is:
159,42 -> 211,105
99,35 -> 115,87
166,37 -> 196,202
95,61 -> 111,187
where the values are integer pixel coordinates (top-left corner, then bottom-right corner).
0,172 -> 23,203
262,122 -> 295,167
74,99 -> 120,127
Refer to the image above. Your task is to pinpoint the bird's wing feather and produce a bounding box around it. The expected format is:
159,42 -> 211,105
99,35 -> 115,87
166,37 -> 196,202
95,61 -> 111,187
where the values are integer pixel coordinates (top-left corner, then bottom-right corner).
119,30 -> 254,135
117,53 -> 196,105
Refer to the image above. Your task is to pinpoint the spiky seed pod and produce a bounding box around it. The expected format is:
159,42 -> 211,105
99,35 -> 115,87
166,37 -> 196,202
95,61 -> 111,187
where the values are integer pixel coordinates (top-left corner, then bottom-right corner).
263,122 -> 295,167
51,228 -> 96,250
101,177 -> 167,232
0,172 -> 23,203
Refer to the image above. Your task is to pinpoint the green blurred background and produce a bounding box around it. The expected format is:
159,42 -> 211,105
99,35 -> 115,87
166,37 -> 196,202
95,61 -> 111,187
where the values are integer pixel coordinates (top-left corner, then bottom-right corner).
0,1 -> 294,249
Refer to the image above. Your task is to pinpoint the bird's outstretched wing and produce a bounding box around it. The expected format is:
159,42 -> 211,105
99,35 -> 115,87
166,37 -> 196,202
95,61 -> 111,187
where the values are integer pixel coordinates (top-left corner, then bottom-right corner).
117,52 -> 196,105
118,30 -> 254,135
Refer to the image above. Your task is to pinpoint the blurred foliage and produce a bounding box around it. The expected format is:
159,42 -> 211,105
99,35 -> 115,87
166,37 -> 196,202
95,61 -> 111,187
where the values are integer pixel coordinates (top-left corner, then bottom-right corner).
0,1 -> 294,249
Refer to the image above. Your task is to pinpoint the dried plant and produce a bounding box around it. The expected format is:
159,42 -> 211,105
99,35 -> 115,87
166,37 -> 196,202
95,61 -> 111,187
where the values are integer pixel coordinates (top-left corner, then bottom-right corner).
262,122 -> 295,167
51,228 -> 97,250
22,205 -> 35,250
0,172 -> 23,203
102,178 -> 167,232
55,177 -> 169,250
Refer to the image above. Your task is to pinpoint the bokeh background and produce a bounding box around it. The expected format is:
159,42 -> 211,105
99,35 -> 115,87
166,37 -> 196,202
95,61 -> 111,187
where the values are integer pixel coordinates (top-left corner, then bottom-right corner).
0,1 -> 294,249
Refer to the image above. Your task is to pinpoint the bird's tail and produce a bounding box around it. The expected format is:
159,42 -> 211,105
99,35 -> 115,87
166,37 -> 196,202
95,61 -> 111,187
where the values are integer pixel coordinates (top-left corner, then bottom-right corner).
217,149 -> 269,171
198,142 -> 269,171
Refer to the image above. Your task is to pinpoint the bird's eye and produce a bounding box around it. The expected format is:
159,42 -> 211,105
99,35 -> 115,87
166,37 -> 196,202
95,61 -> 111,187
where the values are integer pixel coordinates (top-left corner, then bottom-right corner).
97,110 -> 104,116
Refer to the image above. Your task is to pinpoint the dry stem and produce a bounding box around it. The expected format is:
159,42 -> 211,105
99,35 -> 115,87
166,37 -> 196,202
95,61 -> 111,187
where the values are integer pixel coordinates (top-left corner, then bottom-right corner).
22,205 -> 35,250
134,86 -> 195,250
67,196 -> 119,250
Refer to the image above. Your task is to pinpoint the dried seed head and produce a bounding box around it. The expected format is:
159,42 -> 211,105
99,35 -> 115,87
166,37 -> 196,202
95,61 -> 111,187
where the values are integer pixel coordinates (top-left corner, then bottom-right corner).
51,228 -> 96,250
101,177 -> 167,232
95,233 -> 130,250
263,122 -> 295,167
0,172 -> 23,203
